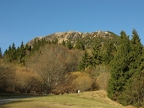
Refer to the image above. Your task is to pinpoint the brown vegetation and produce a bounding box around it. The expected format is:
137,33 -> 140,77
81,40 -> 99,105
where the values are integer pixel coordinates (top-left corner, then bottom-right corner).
0,61 -> 42,93
0,53 -> 111,95
26,44 -> 83,94
0,60 -> 15,92
71,72 -> 94,92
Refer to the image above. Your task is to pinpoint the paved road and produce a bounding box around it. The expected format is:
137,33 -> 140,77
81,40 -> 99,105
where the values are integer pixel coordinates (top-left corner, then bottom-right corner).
0,98 -> 20,104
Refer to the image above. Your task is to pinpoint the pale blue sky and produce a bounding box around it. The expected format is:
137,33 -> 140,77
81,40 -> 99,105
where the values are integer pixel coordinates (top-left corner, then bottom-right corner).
0,0 -> 144,52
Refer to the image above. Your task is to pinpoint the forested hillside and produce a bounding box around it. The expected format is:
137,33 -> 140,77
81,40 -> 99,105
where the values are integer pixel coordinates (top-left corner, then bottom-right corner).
0,30 -> 143,107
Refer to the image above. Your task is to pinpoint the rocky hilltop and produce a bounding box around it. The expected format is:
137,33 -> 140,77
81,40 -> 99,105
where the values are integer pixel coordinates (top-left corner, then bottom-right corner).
27,31 -> 118,48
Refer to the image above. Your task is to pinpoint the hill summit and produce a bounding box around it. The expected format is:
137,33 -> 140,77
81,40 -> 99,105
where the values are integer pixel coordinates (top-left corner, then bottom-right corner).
27,31 -> 118,47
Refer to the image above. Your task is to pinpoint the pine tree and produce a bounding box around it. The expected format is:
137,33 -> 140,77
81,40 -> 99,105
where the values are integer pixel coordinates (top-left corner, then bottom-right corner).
66,40 -> 73,49
75,39 -> 85,50
54,38 -> 58,44
103,40 -> 116,64
78,51 -> 91,70
108,31 -> 131,100
129,29 -> 143,73
61,40 -> 66,46
3,43 -> 17,62
20,41 -> 24,48
0,47 -> 2,58
41,38 -> 47,46
11,43 -> 17,61
118,30 -> 144,107
17,41 -> 26,64
91,38 -> 102,67
32,39 -> 40,52
119,66 -> 144,107
4,46 -> 10,60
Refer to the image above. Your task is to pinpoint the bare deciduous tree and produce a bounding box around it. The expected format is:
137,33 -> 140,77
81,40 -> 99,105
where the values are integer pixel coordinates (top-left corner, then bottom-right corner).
26,45 -> 82,93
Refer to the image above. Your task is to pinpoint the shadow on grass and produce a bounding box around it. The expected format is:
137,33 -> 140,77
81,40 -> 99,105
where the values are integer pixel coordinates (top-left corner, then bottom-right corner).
0,94 -> 57,108
0,99 -> 34,108
0,93 -> 52,107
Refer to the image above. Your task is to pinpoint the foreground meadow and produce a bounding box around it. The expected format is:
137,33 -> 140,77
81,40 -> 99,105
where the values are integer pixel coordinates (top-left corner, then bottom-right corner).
0,90 -> 134,108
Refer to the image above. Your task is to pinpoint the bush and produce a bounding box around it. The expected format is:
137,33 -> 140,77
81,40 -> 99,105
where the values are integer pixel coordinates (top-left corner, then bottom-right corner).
71,72 -> 93,92
96,72 -> 110,90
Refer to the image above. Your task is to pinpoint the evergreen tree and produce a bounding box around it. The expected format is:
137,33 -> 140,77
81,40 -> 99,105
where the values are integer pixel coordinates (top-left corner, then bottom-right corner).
4,49 -> 8,56
129,29 -> 143,73
47,40 -> 52,44
0,47 -> 2,58
32,39 -> 40,52
41,38 -> 47,46
17,41 -> 26,64
54,38 -> 58,44
25,43 -> 31,54
75,39 -> 85,50
78,51 -> 91,70
66,40 -> 73,49
4,43 -> 17,62
8,45 -> 12,51
108,31 -> 131,100
118,30 -> 144,107
91,38 -> 102,67
102,40 -> 116,64
20,41 -> 24,48
12,43 -> 16,50
61,40 -> 66,46
119,66 -> 144,107
11,43 -> 17,61
51,38 -> 58,44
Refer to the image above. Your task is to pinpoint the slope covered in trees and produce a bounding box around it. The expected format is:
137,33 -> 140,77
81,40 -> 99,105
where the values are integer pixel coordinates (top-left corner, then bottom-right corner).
0,30 -> 143,107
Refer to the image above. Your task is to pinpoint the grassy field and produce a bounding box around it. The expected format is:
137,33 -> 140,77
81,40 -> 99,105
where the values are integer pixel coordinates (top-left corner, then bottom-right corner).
0,90 -> 134,108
